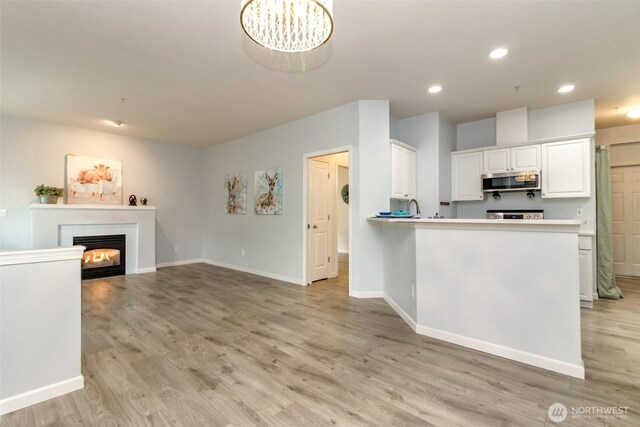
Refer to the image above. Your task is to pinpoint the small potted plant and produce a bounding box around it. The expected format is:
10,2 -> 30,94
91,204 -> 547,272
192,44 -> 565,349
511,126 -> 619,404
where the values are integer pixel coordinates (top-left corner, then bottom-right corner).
34,184 -> 64,204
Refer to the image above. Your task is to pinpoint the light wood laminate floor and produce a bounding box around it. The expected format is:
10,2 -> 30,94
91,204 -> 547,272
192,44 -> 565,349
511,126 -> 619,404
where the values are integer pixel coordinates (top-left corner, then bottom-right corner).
2,265 -> 639,426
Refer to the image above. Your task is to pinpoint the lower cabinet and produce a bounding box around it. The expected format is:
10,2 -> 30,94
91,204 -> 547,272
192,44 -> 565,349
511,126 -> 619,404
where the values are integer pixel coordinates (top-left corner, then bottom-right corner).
579,235 -> 594,308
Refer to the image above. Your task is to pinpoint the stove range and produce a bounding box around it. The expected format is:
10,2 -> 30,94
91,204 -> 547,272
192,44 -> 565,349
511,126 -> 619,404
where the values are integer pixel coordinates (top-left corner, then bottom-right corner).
486,209 -> 544,220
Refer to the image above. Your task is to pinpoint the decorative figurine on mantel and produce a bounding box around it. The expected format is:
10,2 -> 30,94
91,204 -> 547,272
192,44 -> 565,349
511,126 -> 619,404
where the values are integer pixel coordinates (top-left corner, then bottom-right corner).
140,197 -> 148,206
128,195 -> 137,206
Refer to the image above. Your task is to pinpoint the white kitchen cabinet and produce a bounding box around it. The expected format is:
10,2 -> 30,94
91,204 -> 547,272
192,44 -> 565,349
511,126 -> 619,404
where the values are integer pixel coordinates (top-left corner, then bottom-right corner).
579,235 -> 594,308
452,151 -> 483,201
390,140 -> 416,199
511,144 -> 541,171
483,148 -> 510,174
483,145 -> 540,174
541,138 -> 591,198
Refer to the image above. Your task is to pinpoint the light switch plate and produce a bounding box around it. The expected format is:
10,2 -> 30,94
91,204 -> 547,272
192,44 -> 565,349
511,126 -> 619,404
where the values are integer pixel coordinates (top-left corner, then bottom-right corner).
0,209 -> 6,217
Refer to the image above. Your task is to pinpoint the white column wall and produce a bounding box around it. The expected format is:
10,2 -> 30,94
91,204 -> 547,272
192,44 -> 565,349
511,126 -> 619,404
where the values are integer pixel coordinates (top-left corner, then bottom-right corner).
0,247 -> 85,415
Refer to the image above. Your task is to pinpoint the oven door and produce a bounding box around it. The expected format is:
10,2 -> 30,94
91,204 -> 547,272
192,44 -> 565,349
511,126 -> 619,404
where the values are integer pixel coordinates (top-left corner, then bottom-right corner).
482,171 -> 540,192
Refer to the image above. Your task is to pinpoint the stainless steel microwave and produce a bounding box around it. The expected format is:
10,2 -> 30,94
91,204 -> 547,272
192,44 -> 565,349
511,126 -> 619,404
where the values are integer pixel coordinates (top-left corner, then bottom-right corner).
481,170 -> 541,192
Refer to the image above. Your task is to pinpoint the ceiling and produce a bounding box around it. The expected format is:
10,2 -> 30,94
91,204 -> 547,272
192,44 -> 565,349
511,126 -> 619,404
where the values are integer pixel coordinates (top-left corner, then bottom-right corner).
1,1 -> 639,148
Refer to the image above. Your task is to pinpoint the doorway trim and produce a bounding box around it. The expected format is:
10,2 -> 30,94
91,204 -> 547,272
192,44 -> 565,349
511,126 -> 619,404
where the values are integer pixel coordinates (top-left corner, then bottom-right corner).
303,146 -> 353,295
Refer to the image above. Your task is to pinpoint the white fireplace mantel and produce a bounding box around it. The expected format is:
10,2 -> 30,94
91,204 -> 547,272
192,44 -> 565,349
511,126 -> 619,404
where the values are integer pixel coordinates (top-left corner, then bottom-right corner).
29,204 -> 156,273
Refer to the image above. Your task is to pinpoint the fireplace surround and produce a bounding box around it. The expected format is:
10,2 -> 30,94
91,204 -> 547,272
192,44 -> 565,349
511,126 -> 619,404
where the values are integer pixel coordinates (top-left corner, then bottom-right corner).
74,234 -> 126,279
29,204 -> 156,274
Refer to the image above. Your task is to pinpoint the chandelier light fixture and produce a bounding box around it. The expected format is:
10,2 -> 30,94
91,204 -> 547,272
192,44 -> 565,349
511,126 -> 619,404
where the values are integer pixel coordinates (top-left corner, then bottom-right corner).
240,0 -> 334,53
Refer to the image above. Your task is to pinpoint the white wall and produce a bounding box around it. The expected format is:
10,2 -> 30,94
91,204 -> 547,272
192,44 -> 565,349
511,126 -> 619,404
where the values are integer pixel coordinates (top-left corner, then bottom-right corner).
528,99 -> 595,141
596,123 -> 640,145
389,116 -> 400,140
438,113 -> 457,218
202,101 -> 389,295
1,247 -> 84,414
0,116 -> 204,264
398,112 -> 439,215
396,111 -> 456,218
337,165 -> 349,253
355,101 -> 390,295
457,118 -> 496,151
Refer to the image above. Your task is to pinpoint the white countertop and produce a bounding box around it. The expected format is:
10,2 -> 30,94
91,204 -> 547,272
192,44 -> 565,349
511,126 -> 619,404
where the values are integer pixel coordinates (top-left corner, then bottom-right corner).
368,217 -> 584,232
369,217 -> 583,225
0,246 -> 84,266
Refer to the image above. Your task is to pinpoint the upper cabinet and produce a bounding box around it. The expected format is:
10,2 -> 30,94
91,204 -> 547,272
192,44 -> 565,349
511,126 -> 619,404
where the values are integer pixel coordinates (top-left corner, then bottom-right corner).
483,148 -> 510,174
452,151 -> 483,201
483,145 -> 541,174
390,140 -> 417,200
511,145 -> 541,171
541,138 -> 591,198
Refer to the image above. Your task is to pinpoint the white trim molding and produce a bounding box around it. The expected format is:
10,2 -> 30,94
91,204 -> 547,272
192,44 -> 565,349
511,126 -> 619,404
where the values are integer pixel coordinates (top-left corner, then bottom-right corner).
204,259 -> 304,286
0,246 -> 84,266
349,290 -> 383,298
0,376 -> 84,416
383,294 -> 417,331
414,324 -> 585,379
156,259 -> 207,268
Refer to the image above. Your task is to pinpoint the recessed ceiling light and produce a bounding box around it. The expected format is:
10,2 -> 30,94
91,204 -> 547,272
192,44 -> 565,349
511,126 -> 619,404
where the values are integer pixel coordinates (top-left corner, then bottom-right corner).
489,48 -> 509,59
428,85 -> 442,94
111,120 -> 124,127
627,108 -> 640,119
558,84 -> 575,94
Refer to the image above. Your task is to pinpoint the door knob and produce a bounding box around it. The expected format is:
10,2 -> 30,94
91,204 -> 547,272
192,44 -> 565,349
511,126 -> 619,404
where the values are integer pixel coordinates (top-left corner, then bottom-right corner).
313,225 -> 318,229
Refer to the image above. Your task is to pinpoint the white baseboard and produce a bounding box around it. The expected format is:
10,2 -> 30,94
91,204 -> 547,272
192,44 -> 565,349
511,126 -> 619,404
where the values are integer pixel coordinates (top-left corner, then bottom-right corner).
0,375 -> 84,416
414,324 -> 585,379
383,294 -> 417,331
136,267 -> 157,274
349,290 -> 383,298
203,259 -> 304,286
580,300 -> 594,309
156,259 -> 206,268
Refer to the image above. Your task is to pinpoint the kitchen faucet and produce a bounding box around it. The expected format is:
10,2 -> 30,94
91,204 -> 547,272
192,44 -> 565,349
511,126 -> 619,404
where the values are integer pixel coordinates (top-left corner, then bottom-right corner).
407,199 -> 421,215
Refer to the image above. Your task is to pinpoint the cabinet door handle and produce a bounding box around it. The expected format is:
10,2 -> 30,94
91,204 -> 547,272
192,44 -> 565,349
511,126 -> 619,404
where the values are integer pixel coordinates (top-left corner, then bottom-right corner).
313,225 -> 318,229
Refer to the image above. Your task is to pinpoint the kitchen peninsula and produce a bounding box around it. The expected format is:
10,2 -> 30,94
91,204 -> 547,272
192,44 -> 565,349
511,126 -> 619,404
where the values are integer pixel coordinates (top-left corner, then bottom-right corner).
370,217 -> 585,378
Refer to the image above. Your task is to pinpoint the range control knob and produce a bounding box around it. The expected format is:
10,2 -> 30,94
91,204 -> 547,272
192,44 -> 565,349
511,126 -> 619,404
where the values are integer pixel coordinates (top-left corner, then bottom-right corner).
526,214 -> 532,219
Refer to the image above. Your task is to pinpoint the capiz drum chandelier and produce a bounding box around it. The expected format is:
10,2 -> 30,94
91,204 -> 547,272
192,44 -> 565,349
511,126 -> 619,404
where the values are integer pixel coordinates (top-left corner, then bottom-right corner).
240,0 -> 334,53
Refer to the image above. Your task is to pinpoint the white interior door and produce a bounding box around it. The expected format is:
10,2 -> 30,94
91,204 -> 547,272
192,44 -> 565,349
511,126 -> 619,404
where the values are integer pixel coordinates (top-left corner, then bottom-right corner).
611,164 -> 640,277
309,159 -> 330,282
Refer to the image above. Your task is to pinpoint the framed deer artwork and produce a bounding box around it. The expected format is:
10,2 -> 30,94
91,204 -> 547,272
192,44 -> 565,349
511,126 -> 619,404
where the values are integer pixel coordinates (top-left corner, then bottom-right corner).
65,155 -> 123,205
224,173 -> 247,214
254,168 -> 283,215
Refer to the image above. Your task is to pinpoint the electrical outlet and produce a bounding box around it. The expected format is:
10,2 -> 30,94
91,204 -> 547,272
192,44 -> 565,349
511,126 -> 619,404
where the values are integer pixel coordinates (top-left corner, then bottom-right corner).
174,245 -> 179,252
241,249 -> 245,257
576,208 -> 583,217
0,209 -> 6,217
459,210 -> 465,218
